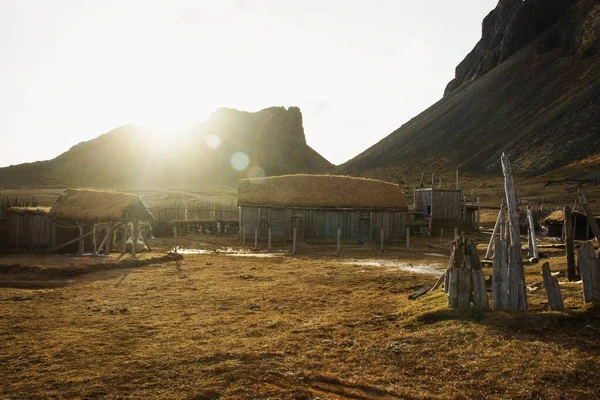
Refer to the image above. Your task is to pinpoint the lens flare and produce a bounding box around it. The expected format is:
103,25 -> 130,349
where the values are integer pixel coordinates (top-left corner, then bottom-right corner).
205,134 -> 221,149
231,152 -> 250,171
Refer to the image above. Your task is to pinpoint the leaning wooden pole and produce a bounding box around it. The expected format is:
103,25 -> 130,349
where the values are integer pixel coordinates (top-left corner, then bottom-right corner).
485,206 -> 504,259
564,206 -> 577,281
501,153 -> 527,311
577,188 -> 600,244
527,206 -> 539,260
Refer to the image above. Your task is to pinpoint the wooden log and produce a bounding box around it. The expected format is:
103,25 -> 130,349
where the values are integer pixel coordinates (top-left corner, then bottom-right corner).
293,228 -> 297,255
577,188 -> 600,243
49,229 -> 94,253
579,242 -> 597,303
492,239 -> 508,310
527,206 -> 538,259
501,153 -> 527,311
564,206 -> 577,281
409,286 -> 432,300
541,262 -> 564,311
485,208 -> 503,259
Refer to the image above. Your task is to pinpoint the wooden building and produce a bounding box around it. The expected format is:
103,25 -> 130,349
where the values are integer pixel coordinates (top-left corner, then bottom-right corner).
238,175 -> 408,242
6,207 -> 53,253
414,188 -> 478,233
543,209 -> 598,240
47,189 -> 155,255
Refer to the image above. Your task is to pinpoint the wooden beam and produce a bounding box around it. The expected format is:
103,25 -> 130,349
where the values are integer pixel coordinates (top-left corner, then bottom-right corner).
577,188 -> 600,244
485,207 -> 504,259
49,230 -> 94,253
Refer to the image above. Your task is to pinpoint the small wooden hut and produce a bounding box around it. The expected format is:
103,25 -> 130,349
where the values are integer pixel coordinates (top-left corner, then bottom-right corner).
543,209 -> 598,240
47,189 -> 155,256
414,188 -> 472,233
237,175 -> 408,242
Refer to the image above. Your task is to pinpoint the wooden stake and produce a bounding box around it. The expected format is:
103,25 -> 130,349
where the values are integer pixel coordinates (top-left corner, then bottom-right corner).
78,222 -> 84,255
501,153 -> 527,311
527,206 -> 538,260
541,262 -> 564,311
173,226 -> 178,253
132,221 -> 138,258
293,228 -> 297,255
564,206 -> 576,281
578,242 -> 597,303
268,227 -> 272,252
93,224 -> 97,258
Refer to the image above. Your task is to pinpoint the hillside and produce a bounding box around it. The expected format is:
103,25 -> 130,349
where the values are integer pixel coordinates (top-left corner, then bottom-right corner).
0,106 -> 332,189
339,0 -> 600,181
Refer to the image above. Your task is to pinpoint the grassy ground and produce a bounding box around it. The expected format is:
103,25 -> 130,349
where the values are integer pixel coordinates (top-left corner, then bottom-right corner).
1,235 -> 599,399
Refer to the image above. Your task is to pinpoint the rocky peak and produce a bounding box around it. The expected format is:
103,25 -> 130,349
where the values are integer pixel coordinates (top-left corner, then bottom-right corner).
444,0 -> 598,96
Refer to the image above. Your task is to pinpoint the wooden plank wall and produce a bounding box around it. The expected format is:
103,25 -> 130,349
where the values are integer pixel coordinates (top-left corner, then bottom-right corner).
415,190 -> 432,215
7,213 -> 53,250
241,206 -> 407,241
432,190 -> 462,220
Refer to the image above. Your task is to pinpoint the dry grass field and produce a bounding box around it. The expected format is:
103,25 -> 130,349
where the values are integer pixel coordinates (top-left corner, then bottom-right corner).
1,235 -> 599,399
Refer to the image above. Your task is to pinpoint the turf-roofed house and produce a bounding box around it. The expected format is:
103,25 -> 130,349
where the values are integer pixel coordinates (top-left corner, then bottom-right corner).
237,175 -> 408,242
5,189 -> 155,255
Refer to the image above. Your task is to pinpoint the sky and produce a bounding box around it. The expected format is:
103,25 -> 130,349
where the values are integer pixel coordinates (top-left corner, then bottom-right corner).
0,0 -> 498,167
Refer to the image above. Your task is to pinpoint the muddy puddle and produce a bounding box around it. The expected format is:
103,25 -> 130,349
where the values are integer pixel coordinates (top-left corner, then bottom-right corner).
176,248 -> 287,258
343,260 -> 445,276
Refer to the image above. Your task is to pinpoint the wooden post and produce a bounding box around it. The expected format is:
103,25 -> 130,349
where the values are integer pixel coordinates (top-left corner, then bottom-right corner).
293,228 -> 297,255
268,227 -> 272,252
93,224 -> 97,257
455,170 -> 459,189
173,226 -> 178,253
440,228 -> 444,246
470,242 -> 489,310
501,153 -> 527,311
417,172 -> 424,189
336,228 -> 341,254
431,173 -> 434,189
476,197 -> 481,229
438,176 -> 442,189
492,239 -> 508,310
254,227 -> 258,250
485,207 -> 504,259
454,227 -> 459,241
105,224 -> 112,255
380,228 -> 384,253
527,206 -> 538,260
541,262 -> 564,311
499,202 -> 505,242
578,242 -> 597,303
132,221 -> 138,258
406,227 -> 410,250
242,227 -> 246,245
564,206 -> 576,281
577,188 -> 600,243
78,222 -> 84,255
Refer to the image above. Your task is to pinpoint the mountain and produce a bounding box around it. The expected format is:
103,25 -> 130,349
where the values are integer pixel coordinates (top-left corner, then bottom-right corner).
0,106 -> 332,189
339,0 -> 600,181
